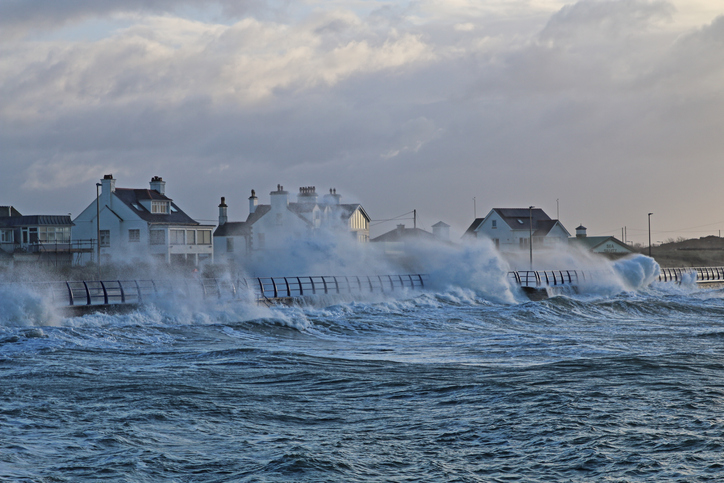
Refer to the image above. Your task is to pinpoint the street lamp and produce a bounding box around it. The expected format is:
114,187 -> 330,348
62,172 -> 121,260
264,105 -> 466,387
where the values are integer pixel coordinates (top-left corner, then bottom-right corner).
648,212 -> 653,258
96,182 -> 102,280
529,206 -> 534,270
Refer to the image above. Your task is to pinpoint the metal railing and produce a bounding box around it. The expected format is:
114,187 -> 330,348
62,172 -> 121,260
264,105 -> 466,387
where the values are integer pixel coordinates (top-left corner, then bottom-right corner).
2,273 -> 429,309
508,270 -> 585,288
658,267 -> 724,283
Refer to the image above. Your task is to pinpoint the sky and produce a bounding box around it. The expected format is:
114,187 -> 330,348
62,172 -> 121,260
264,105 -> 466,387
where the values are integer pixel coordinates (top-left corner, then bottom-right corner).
2,0 -> 724,244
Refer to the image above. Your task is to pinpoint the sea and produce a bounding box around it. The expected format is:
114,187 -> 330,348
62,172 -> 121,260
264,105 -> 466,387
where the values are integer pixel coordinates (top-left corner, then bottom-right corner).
1,255 -> 724,482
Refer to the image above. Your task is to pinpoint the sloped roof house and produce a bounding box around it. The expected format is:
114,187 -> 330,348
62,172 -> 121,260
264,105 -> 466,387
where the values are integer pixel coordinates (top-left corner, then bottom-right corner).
72,175 -> 214,266
464,208 -> 570,251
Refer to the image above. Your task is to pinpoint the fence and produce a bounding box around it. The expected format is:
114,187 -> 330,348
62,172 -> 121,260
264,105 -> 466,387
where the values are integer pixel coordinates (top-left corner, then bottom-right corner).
658,267 -> 724,283
3,274 -> 429,309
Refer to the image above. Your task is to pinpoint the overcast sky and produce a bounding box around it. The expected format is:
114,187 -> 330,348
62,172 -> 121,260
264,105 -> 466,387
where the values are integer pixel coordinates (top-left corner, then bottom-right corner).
2,0 -> 723,243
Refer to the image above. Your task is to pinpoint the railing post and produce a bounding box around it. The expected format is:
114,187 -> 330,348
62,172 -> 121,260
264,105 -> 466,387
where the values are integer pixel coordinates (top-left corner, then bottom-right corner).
135,280 -> 142,303
99,281 -> 109,305
297,277 -> 303,296
82,281 -> 91,305
284,277 -> 291,297
66,281 -> 74,306
118,280 -> 125,303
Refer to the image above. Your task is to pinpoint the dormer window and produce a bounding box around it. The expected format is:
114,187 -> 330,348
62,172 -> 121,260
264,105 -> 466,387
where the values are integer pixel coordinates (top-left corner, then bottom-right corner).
152,201 -> 169,214
492,220 -> 497,229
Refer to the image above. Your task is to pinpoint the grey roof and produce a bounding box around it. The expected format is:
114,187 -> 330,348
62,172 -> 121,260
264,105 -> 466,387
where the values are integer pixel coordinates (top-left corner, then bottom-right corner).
214,221 -> 251,237
432,221 -> 449,228
463,218 -> 485,237
245,203 -> 369,227
0,206 -> 22,218
494,208 -> 551,231
113,188 -> 199,225
0,215 -> 73,227
371,226 -> 436,243
570,236 -> 633,252
245,205 -> 271,225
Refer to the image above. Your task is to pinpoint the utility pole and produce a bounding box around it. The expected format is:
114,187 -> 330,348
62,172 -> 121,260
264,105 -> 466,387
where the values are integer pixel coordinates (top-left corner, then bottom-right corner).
648,213 -> 653,257
556,198 -> 559,220
96,182 -> 101,280
413,209 -> 417,229
529,206 -> 534,270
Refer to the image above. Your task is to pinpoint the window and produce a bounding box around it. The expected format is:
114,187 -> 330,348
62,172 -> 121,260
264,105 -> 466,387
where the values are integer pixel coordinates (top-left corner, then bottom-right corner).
1,230 -> 12,243
492,220 -> 497,229
186,230 -> 196,245
150,230 -> 165,245
100,230 -> 110,247
226,238 -> 234,253
29,227 -> 38,244
170,229 -> 185,245
519,238 -> 529,247
128,229 -> 140,242
38,226 -> 71,243
152,201 -> 168,214
198,230 -> 211,245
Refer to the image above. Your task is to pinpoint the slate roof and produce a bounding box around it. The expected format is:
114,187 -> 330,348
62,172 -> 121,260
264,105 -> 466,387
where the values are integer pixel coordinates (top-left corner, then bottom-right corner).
463,218 -> 485,237
0,206 -> 22,218
494,208 -> 551,231
214,221 -> 251,237
570,236 -> 633,252
0,215 -> 73,227
371,226 -> 436,243
113,188 -> 199,225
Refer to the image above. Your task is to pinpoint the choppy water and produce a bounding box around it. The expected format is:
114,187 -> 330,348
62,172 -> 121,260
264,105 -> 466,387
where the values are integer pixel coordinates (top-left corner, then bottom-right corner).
2,273 -> 724,481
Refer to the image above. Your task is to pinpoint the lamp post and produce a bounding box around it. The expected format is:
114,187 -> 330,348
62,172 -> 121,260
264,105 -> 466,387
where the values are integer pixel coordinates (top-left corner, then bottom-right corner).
96,182 -> 101,280
648,212 -> 653,258
529,206 -> 534,270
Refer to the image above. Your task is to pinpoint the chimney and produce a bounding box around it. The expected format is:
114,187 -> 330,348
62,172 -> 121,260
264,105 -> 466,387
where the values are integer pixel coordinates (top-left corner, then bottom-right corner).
249,189 -> 258,215
101,174 -> 116,194
218,197 -> 228,226
297,186 -> 318,204
576,225 -> 587,238
270,184 -> 289,212
397,224 -> 405,232
150,176 -> 165,195
323,188 -> 342,205
432,221 -> 450,241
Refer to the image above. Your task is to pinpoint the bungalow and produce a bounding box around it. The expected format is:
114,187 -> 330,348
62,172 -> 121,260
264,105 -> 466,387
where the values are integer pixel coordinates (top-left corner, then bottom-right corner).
569,225 -> 635,258
72,175 -> 214,266
464,208 -> 570,251
0,206 -> 80,266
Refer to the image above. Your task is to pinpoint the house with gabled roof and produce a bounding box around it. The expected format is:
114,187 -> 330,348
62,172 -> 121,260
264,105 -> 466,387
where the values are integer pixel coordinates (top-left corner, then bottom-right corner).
0,206 -> 83,266
464,208 -> 570,251
72,175 -> 214,266
214,185 -> 370,265
569,225 -> 634,258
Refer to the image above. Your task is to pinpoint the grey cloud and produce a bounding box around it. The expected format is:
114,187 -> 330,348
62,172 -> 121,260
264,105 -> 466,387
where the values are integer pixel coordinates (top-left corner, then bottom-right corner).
2,1 -> 724,241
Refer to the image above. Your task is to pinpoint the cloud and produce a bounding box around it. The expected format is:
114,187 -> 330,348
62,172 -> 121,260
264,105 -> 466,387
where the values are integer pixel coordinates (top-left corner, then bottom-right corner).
2,0 -> 724,242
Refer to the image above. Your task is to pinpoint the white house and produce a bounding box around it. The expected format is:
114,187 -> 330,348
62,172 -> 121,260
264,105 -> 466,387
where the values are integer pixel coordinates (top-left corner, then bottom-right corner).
464,208 -> 570,251
213,185 -> 370,265
72,175 -> 214,266
569,225 -> 635,258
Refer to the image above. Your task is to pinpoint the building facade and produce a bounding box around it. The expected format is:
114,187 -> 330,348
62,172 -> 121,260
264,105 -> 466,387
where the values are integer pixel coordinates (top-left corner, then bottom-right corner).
213,186 -> 371,266
569,225 -> 635,258
464,208 -> 570,251
0,206 -> 81,266
72,175 -> 214,266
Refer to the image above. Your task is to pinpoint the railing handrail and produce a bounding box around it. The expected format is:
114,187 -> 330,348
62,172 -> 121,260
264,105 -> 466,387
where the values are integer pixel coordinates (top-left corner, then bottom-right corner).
0,273 -> 429,308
